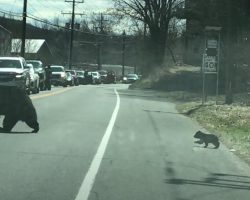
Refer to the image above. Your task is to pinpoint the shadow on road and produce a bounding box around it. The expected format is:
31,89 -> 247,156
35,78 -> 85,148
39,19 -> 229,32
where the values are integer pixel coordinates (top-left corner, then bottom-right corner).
143,109 -> 184,115
0,130 -> 32,134
165,173 -> 250,190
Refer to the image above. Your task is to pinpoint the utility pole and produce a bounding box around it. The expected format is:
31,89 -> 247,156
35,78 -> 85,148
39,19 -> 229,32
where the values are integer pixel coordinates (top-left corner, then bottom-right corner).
93,12 -> 109,33
64,0 -> 84,69
225,0 -> 234,104
122,30 -> 126,77
97,43 -> 101,70
93,13 -> 108,70
21,0 -> 27,57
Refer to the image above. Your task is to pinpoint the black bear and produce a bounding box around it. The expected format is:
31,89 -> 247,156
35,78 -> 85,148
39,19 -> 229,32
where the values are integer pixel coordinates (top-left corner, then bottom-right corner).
0,86 -> 39,133
194,130 -> 220,148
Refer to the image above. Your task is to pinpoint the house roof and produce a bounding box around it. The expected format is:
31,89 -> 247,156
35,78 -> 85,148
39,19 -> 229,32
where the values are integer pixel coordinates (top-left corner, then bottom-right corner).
11,39 -> 49,54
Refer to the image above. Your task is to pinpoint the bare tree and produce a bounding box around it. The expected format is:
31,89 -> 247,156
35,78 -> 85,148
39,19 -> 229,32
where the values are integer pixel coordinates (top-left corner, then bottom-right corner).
114,0 -> 183,69
90,13 -> 114,34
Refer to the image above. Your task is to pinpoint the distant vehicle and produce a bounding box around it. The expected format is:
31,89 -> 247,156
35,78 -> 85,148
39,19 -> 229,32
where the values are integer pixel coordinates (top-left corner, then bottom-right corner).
104,71 -> 116,84
66,69 -> 79,86
50,65 -> 67,87
0,57 -> 31,94
26,60 -> 46,90
65,72 -> 74,86
98,70 -> 108,83
76,71 -> 85,84
123,73 -> 139,84
91,71 -> 101,84
27,63 -> 40,94
83,71 -> 93,85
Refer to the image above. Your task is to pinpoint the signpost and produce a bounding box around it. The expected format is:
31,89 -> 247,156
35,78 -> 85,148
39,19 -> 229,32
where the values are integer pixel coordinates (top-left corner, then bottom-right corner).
202,26 -> 221,105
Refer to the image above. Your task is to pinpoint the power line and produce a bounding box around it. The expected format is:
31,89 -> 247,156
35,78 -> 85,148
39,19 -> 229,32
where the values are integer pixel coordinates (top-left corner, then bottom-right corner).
0,8 -> 22,18
64,0 -> 84,69
0,8 -> 122,38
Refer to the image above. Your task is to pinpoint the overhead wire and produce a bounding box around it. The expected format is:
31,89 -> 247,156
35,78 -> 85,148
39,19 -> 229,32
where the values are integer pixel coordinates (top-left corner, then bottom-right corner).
26,13 -> 121,37
0,8 -> 22,19
0,5 -> 123,38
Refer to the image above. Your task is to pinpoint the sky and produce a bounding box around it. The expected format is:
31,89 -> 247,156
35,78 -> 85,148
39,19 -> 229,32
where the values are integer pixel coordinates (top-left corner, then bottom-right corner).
0,0 -> 114,26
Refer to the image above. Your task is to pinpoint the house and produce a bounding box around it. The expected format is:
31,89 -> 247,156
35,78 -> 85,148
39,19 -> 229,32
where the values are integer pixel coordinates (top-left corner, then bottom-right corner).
0,25 -> 12,56
11,39 -> 53,65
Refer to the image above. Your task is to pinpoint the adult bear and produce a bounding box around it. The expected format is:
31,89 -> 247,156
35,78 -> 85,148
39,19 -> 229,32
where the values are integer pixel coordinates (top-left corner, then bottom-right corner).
0,86 -> 39,133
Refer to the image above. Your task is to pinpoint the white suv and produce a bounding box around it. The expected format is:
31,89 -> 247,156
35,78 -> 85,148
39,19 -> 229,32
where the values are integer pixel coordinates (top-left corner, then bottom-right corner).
0,57 -> 31,93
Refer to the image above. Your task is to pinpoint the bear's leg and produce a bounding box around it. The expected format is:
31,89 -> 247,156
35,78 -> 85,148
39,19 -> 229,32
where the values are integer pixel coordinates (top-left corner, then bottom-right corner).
2,115 -> 18,133
25,120 -> 39,133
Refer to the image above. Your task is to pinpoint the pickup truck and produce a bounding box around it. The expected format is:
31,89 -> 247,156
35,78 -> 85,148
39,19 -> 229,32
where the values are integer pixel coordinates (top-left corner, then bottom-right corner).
0,57 -> 31,94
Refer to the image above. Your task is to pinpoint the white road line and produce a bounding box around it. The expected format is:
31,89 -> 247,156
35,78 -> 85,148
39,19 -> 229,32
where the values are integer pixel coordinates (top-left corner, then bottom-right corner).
74,89 -> 120,200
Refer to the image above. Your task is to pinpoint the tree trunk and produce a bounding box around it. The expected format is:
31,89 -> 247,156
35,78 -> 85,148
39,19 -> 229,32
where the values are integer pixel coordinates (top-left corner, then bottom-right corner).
224,0 -> 235,104
147,28 -> 167,68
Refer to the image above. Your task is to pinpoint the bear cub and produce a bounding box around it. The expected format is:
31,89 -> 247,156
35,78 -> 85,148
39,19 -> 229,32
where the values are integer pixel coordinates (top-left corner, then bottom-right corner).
194,130 -> 220,149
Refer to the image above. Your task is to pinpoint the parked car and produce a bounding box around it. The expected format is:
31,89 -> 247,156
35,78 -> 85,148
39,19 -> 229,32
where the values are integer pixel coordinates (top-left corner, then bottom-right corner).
83,70 -> 93,85
104,71 -> 116,84
65,69 -> 79,86
65,72 -> 74,86
98,70 -> 108,83
26,60 -> 46,91
0,57 -> 31,94
122,73 -> 139,84
27,63 -> 40,94
50,65 -> 67,87
76,70 -> 85,84
91,71 -> 101,84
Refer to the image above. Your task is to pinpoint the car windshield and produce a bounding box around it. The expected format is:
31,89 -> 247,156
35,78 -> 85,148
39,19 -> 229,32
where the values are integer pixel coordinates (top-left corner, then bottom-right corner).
99,71 -> 107,75
0,60 -> 22,69
127,74 -> 138,78
66,70 -> 75,75
26,61 -> 41,69
51,66 -> 64,72
77,72 -> 84,75
2,1 -> 250,200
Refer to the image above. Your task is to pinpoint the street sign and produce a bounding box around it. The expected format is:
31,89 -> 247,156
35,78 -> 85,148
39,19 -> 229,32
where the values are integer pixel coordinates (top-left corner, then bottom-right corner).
202,26 -> 221,105
204,55 -> 215,63
207,39 -> 218,48
203,55 -> 217,72
205,61 -> 216,72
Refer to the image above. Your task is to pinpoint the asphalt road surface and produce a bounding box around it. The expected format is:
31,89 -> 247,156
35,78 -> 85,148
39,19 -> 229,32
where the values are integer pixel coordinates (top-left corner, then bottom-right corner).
0,84 -> 250,200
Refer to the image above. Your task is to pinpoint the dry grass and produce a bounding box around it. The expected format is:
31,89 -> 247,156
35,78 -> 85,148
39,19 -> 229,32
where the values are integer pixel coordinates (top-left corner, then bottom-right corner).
176,96 -> 250,164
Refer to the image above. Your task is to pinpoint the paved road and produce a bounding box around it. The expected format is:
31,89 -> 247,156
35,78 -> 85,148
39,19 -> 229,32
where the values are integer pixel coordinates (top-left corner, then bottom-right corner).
0,84 -> 250,200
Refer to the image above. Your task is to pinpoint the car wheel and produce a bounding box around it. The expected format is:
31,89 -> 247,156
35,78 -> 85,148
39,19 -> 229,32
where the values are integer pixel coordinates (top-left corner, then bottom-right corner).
40,82 -> 45,91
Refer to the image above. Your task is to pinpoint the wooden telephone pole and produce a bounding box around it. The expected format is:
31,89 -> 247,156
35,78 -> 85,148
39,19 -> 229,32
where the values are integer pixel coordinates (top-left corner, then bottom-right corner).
21,0 -> 27,57
64,0 -> 84,69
